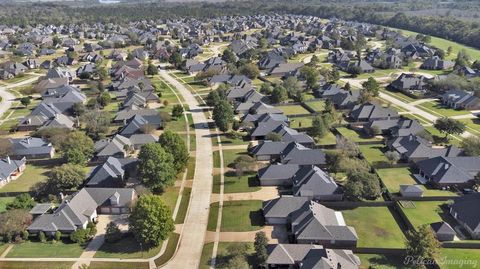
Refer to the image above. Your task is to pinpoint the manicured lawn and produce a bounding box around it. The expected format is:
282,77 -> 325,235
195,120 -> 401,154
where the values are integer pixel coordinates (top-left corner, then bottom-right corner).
277,105 -> 310,116
221,200 -> 264,232
200,242 -> 257,269
175,187 -> 191,224
358,144 -> 390,167
342,207 -> 406,248
222,149 -> 248,169
154,233 -> 180,266
439,248 -> 480,269
289,116 -> 314,129
458,118 -> 480,136
401,201 -> 451,229
316,131 -> 338,146
377,167 -> 417,193
158,186 -> 180,214
379,88 -> 416,103
89,262 -> 149,269
357,254 -> 409,269
0,164 -> 51,193
165,116 -> 188,133
336,127 -> 383,143
208,202 -> 219,231
418,101 -> 470,117
212,132 -> 249,146
0,197 -> 14,213
7,241 -> 85,258
94,235 -> 162,258
304,100 -> 325,112
0,262 -> 74,269
223,172 -> 261,194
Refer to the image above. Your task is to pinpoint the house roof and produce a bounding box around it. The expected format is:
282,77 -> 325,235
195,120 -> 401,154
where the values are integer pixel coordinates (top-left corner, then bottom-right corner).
257,164 -> 300,181
292,166 -> 341,197
250,141 -> 287,156
350,103 -> 398,121
388,135 -> 461,161
262,196 -> 309,219
417,156 -> 480,184
0,157 -> 26,181
10,137 -> 53,156
451,194 -> 480,233
281,142 -> 326,166
430,221 -> 456,236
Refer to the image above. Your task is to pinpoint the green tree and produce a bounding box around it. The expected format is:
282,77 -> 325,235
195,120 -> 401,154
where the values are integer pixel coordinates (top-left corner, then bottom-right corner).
239,63 -> 260,79
213,100 -> 234,132
361,77 -> 380,97
20,97 -> 31,107
345,171 -> 381,201
254,231 -> 268,266
405,224 -> 440,268
299,66 -> 320,89
158,130 -> 189,173
434,118 -> 466,139
61,131 -> 94,165
97,92 -> 111,107
270,85 -> 288,104
147,63 -> 158,75
169,51 -> 183,68
54,231 -> 62,241
105,222 -> 122,243
49,164 -> 86,191
309,116 -> 326,138
461,136 -> 480,156
171,104 -> 184,119
259,82 -> 273,95
221,48 -> 237,63
138,143 -> 176,191
129,195 -> 174,247
6,193 -> 35,210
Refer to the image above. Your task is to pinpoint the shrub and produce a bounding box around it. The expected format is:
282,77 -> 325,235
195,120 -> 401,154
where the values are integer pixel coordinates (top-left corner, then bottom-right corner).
54,231 -> 61,241
39,231 -> 46,243
105,222 -> 122,243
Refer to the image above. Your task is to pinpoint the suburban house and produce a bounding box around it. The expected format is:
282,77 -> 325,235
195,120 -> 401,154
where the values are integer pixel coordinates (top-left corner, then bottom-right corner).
349,103 -> 398,122
86,157 -> 137,187
28,188 -> 137,236
389,73 -> 429,93
119,114 -> 162,137
0,157 -> 26,186
416,156 -> 480,188
291,165 -> 343,201
387,134 -> 462,163
249,141 -> 287,161
280,142 -> 326,166
266,244 -> 360,269
9,137 -> 55,159
440,89 -> 480,110
268,62 -> 304,78
257,164 -> 300,186
421,56 -> 454,70
449,194 -> 480,239
364,117 -> 424,137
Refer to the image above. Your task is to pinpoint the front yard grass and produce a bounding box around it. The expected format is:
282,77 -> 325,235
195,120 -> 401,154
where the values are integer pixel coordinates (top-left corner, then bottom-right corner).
221,200 -> 264,232
94,235 -> 162,259
0,164 -> 51,193
341,206 -> 406,249
400,201 -> 451,229
223,171 -> 261,194
6,240 -> 85,258
222,149 -> 248,169
417,101 -> 470,117
277,105 -> 310,116
200,242 -> 257,269
357,254 -> 410,269
154,233 -> 180,266
158,186 -> 180,214
458,118 -> 480,136
0,261 -> 74,269
335,127 -> 383,143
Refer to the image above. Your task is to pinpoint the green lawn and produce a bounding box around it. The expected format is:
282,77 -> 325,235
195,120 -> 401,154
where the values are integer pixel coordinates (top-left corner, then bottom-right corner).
277,105 -> 310,116
0,197 -> 14,213
221,200 -> 264,232
316,131 -> 338,146
0,262 -> 74,269
336,127 -> 383,143
94,235 -> 162,258
0,164 -> 51,193
7,241 -> 85,258
89,262 -> 149,269
358,144 -> 390,167
304,100 -> 325,112
417,101 -> 470,117
199,242 -> 257,269
208,202 -> 219,231
158,186 -> 180,214
439,248 -> 480,269
154,233 -> 180,266
357,254 -> 409,269
223,172 -> 261,194
212,133 -> 249,146
289,116 -> 314,129
175,187 -> 191,224
342,207 -> 406,248
222,149 -> 248,169
458,118 -> 480,136
401,201 -> 451,229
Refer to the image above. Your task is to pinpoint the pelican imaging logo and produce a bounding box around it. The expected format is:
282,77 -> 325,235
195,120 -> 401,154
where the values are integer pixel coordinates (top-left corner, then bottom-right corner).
404,255 -> 478,268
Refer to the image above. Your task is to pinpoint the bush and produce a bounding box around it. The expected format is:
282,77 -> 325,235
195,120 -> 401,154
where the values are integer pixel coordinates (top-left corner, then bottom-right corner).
54,231 -> 61,241
39,231 -> 46,243
70,229 -> 91,245
105,222 -> 122,243
22,230 -> 29,240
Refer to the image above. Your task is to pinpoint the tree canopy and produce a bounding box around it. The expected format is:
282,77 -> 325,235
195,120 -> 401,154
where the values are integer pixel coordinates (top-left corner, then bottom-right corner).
138,143 -> 177,191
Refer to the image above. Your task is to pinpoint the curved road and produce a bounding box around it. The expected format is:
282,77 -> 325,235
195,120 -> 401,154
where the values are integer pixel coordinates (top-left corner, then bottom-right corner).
159,70 -> 214,269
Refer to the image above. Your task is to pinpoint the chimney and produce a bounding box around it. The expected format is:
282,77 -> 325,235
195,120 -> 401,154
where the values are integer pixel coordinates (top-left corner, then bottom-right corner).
59,192 -> 65,201
6,156 -> 11,164
444,163 -> 449,170
26,137 -> 30,144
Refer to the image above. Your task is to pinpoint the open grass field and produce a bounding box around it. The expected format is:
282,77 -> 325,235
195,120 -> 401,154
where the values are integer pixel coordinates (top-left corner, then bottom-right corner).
342,206 -> 406,248
94,235 -> 162,259
358,144 -> 389,167
289,116 -> 314,129
0,164 -> 51,193
357,254 -> 410,269
336,127 -> 383,143
304,100 -> 325,112
223,172 -> 260,194
316,131 -> 338,146
277,105 -> 310,116
221,200 -> 264,232
7,240 -> 85,258
439,248 -> 480,269
0,261 -> 74,269
400,201 -> 451,229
